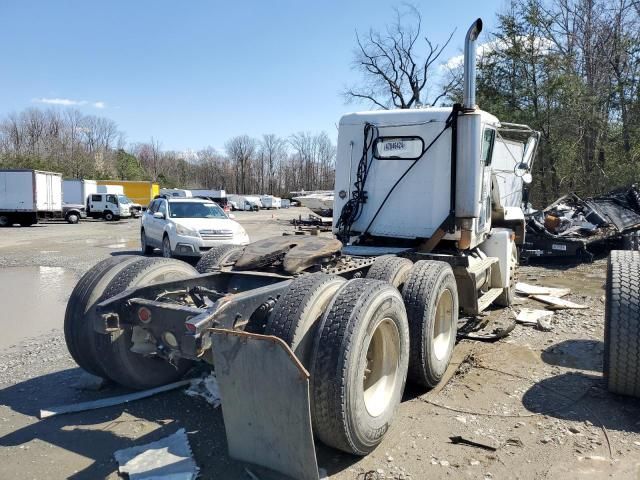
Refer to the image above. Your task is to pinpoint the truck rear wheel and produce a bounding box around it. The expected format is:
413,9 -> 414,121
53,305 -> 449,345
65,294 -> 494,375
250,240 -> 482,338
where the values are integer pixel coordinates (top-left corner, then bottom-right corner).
265,273 -> 345,367
310,279 -> 409,455
366,255 -> 413,289
402,260 -> 458,388
604,252 -> 640,397
0,215 -> 11,227
196,244 -> 245,273
94,257 -> 199,390
64,256 -> 141,378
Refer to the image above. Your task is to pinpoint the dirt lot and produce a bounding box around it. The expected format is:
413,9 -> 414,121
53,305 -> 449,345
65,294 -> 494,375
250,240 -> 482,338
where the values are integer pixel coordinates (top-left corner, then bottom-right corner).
0,210 -> 639,480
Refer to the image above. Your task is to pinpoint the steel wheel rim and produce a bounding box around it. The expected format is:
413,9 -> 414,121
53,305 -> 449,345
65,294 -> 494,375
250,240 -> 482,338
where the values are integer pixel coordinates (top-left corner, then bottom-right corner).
69,215 -> 78,223
433,289 -> 454,361
363,317 -> 401,417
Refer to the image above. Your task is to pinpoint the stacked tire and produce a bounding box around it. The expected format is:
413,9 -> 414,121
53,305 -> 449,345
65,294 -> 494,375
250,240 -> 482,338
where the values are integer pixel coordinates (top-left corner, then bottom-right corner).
604,250 -> 640,397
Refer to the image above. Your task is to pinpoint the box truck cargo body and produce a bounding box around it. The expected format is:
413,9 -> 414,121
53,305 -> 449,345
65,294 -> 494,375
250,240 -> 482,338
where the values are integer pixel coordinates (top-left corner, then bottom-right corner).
96,184 -> 124,195
260,195 -> 281,209
0,169 -> 63,226
63,179 -> 98,205
96,180 -> 159,209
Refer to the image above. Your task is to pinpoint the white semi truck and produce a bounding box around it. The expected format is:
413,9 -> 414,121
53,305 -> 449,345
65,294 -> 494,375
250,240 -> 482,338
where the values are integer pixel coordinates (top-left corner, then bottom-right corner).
63,19 -> 539,480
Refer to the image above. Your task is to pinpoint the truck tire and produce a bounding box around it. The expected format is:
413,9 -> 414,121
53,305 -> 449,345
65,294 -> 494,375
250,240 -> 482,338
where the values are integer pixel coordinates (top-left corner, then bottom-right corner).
64,255 -> 141,378
402,260 -> 458,388
495,243 -> 518,307
66,213 -> 79,224
366,255 -> 413,289
0,215 -> 11,227
310,278 -> 409,455
94,257 -> 199,389
141,229 -> 154,254
264,273 -> 345,367
196,244 -> 245,273
610,250 -> 640,263
622,231 -> 640,251
604,252 -> 640,397
104,211 -> 115,221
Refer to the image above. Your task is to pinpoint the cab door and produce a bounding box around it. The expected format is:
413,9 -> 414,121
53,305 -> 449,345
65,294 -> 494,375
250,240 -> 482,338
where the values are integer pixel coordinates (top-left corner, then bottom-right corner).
479,127 -> 495,233
105,194 -> 119,216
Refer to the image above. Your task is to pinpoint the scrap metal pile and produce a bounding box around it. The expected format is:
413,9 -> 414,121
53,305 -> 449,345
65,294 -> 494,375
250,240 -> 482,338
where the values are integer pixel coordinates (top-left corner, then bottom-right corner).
522,184 -> 640,262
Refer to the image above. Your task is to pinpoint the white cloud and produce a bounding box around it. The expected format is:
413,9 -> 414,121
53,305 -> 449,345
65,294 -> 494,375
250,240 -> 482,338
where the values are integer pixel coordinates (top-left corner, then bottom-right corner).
32,97 -> 107,109
442,36 -> 553,71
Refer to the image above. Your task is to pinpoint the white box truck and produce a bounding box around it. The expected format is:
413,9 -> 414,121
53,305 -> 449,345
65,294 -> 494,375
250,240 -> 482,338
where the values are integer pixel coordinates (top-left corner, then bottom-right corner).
0,169 -> 64,227
63,179 -> 98,205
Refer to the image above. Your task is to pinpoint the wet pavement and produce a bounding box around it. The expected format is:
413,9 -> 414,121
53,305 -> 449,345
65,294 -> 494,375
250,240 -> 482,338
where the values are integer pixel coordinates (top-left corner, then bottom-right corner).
0,266 -> 77,349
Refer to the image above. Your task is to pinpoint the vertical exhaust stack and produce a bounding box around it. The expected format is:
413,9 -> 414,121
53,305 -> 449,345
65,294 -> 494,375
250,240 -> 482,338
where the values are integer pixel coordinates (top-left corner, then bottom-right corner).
455,18 -> 484,248
462,18 -> 483,111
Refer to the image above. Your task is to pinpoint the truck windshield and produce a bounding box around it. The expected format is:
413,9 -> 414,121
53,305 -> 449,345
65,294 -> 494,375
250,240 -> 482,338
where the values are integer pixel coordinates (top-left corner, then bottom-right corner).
169,202 -> 226,219
117,195 -> 132,204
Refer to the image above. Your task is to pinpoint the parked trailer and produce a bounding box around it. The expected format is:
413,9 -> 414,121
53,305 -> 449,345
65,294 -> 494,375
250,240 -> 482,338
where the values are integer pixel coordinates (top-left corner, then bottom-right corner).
260,195 -> 282,209
160,188 -> 193,198
227,194 -> 261,211
0,169 -> 69,226
64,19 -> 540,480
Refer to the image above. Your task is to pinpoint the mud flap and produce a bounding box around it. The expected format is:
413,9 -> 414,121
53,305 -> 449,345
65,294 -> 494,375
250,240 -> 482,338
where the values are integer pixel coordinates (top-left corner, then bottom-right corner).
210,328 -> 319,480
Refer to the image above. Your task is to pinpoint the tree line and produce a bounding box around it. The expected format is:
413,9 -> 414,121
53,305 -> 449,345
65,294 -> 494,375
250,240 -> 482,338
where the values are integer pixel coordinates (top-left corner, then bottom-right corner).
0,107 -> 335,197
448,0 -> 640,205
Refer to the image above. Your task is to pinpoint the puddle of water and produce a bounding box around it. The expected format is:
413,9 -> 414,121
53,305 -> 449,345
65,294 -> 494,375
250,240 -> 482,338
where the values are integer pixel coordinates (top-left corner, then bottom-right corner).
0,266 -> 77,349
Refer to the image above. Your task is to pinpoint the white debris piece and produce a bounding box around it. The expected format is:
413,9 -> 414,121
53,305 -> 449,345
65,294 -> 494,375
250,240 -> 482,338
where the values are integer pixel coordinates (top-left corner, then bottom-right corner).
515,282 -> 571,297
114,428 -> 199,480
184,373 -> 221,407
531,295 -> 588,310
516,308 -> 554,325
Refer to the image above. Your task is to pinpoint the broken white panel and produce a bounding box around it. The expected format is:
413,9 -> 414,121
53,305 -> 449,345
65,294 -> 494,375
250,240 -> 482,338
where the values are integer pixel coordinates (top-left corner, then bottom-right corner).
515,282 -> 571,297
114,428 -> 199,480
531,295 -> 588,310
516,308 -> 554,325
184,373 -> 221,407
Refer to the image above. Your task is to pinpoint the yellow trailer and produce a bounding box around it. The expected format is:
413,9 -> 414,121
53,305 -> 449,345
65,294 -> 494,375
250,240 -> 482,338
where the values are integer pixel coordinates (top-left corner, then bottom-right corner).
96,180 -> 159,209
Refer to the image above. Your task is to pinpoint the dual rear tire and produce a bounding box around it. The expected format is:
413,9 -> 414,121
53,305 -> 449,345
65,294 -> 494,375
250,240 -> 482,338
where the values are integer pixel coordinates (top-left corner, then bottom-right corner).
265,257 -> 458,455
64,256 -> 198,390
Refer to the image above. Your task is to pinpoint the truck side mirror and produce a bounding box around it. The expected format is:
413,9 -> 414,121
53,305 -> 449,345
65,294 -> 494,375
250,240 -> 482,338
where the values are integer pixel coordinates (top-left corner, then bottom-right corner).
153,212 -> 165,219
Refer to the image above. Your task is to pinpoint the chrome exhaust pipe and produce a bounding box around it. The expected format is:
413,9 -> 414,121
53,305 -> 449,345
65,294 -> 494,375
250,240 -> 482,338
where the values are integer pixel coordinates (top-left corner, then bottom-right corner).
462,18 -> 483,110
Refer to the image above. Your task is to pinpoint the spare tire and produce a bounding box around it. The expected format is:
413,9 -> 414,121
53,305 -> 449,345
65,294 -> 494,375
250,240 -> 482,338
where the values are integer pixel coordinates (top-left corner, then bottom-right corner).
366,255 -> 413,289
604,252 -> 640,397
196,244 -> 245,273
402,260 -> 459,388
94,257 -> 199,389
310,278 -> 409,455
265,273 -> 345,367
64,255 -> 141,377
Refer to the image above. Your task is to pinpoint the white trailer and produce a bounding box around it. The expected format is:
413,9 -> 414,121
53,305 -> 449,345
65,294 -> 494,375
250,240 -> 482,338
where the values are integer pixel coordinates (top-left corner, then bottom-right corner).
160,188 -> 193,198
63,179 -> 98,205
228,194 -> 261,211
260,195 -> 282,209
0,169 -> 64,227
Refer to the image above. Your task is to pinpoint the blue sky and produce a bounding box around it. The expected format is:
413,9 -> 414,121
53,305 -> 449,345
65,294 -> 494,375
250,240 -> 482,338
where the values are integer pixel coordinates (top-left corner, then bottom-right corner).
0,0 -> 505,151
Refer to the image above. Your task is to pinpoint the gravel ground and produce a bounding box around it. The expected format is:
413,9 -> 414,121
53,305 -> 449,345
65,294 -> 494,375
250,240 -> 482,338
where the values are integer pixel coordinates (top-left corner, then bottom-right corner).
0,212 -> 639,480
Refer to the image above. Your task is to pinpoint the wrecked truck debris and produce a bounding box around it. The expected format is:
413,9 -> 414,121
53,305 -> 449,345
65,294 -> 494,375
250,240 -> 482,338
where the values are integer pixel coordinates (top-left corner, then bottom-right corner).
522,185 -> 640,262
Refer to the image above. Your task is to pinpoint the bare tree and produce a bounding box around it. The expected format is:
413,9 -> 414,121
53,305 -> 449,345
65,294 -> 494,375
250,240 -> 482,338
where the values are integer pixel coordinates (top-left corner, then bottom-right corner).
260,134 -> 286,195
225,135 -> 256,193
345,4 -> 455,109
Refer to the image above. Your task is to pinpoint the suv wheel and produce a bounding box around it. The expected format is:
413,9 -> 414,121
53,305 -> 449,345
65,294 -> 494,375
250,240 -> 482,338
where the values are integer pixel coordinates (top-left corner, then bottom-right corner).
141,229 -> 154,254
162,235 -> 172,258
